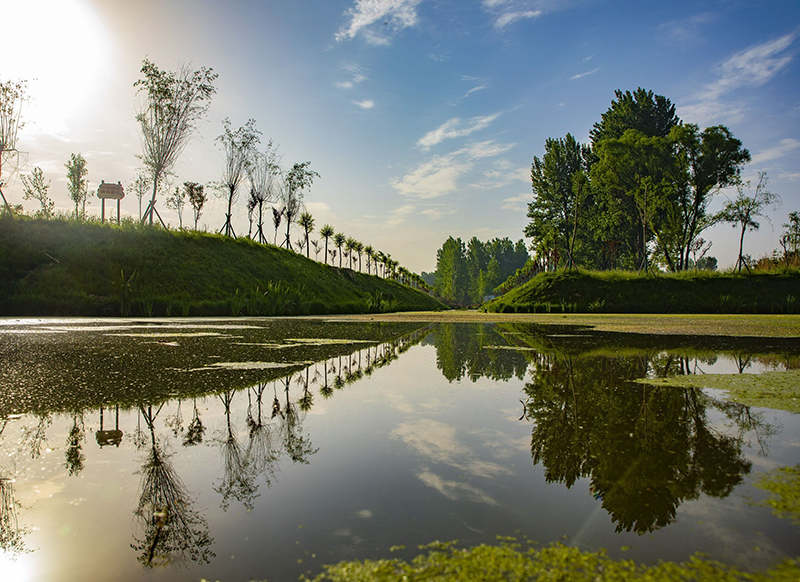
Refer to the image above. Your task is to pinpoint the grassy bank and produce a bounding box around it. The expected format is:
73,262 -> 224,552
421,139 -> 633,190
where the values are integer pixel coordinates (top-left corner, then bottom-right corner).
0,216 -> 445,316
482,269 -> 800,315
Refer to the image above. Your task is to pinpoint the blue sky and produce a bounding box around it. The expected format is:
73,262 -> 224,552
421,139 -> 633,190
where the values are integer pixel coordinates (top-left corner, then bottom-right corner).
4,0 -> 799,272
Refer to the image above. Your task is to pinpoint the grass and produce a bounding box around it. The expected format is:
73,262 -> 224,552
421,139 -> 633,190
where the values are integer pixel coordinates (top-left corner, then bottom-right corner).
0,215 -> 445,316
481,268 -> 800,315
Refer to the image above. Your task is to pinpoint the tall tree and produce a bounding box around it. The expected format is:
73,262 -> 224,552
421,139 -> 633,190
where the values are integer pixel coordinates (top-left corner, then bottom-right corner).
319,224 -> 335,265
282,162 -> 319,249
185,181 -> 206,230
217,118 -> 260,238
716,172 -> 780,272
135,60 -> 217,227
21,166 -> 54,218
65,153 -> 89,219
525,133 -> 593,271
435,236 -> 468,304
0,79 -> 27,214
665,124 -> 750,270
590,88 -> 680,146
247,141 -> 281,245
298,212 -> 315,258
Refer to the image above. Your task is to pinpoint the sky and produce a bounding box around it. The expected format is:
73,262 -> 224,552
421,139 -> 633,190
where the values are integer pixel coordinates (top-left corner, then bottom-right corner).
2,0 -> 799,273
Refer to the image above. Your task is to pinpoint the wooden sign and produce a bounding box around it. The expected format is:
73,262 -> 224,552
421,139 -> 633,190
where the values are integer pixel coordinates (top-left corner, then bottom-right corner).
97,180 -> 125,200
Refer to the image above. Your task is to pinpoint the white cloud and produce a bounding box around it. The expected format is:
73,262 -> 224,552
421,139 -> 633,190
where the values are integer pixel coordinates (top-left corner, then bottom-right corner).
416,471 -> 498,505
417,114 -> 500,150
475,160 -> 529,189
501,193 -> 530,212
393,140 -> 515,198
335,81 -> 354,89
336,64 -> 368,90
464,84 -> 488,98
421,207 -> 455,220
658,12 -> 716,44
680,31 -> 797,125
570,67 -> 600,80
495,10 -> 541,28
751,138 -> 800,164
353,99 -> 375,109
335,0 -> 423,45
386,204 -> 416,226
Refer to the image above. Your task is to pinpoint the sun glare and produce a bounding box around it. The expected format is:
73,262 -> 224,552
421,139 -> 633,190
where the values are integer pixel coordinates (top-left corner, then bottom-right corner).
0,551 -> 38,582
3,0 -> 113,136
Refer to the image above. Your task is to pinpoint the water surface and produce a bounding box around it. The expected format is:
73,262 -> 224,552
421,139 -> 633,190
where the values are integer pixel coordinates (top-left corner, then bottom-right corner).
0,318 -> 798,581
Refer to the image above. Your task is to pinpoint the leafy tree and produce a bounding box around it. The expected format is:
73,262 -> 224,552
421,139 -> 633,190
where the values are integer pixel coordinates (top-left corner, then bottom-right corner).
0,78 -> 27,214
364,244 -> 375,274
665,124 -> 750,270
282,162 -> 319,249
298,211 -> 315,258
319,224 -> 335,265
435,236 -> 468,303
271,206 -> 282,245
185,182 -> 206,230
65,153 -> 89,219
217,118 -> 260,237
333,232 -> 346,268
21,166 -> 54,218
716,172 -> 780,272
782,212 -> 799,255
135,59 -> 217,226
345,236 -> 357,269
353,240 -> 364,271
590,87 -> 679,146
525,133 -> 592,271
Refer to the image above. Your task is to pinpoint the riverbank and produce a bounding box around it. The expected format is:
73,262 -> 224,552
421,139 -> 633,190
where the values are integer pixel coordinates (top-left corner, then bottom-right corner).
0,216 -> 445,316
321,311 -> 800,338
481,269 -> 800,315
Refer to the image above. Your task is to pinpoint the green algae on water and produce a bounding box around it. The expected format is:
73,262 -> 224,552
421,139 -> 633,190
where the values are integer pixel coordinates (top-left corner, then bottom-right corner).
635,370 -> 800,413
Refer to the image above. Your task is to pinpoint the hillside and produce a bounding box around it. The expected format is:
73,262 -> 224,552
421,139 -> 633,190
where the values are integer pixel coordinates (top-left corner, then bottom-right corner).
482,269 -> 800,314
0,216 -> 446,316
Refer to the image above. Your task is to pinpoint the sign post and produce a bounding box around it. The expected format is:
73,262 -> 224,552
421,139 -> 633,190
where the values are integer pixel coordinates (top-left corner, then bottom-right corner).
97,181 -> 125,224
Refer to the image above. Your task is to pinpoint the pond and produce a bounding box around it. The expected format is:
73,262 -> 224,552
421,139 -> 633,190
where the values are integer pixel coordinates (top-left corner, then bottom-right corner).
0,317 -> 798,581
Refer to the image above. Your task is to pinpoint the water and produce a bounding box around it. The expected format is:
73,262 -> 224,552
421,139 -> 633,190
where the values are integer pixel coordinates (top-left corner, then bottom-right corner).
0,318 -> 798,581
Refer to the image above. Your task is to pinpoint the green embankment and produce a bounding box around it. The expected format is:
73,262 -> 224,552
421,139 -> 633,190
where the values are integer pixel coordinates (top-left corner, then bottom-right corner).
0,216 -> 446,316
483,269 -> 800,314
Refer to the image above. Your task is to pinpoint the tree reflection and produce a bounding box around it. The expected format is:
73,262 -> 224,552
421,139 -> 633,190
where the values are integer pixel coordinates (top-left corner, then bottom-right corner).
281,377 -> 318,464
183,399 -> 205,447
64,413 -> 85,477
132,404 -> 214,568
214,390 -> 259,511
246,384 -> 280,486
523,353 -> 756,534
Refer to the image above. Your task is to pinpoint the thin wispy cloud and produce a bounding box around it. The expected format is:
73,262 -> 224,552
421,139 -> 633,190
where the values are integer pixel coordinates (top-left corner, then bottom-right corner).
335,0 -> 423,45
680,30 -> 797,125
475,159 -> 529,189
481,0 -> 552,29
417,113 -> 500,150
659,12 -> 716,44
386,204 -> 416,226
421,207 -> 455,220
464,84 -> 488,97
752,138 -> 800,164
353,99 -> 375,109
570,67 -> 600,80
336,64 -> 368,90
393,140 -> 515,199
501,193 -> 530,212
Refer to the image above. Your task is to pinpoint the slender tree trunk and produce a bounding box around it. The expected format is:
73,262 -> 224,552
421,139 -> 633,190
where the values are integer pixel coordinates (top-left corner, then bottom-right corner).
737,224 -> 747,273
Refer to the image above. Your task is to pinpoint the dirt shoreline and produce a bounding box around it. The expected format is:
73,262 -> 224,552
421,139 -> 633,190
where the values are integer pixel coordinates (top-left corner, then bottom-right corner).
317,310 -> 800,338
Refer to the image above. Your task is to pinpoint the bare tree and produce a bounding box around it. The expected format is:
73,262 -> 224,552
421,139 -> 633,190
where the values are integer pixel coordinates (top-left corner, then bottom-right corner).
247,141 -> 282,245
165,185 -> 186,228
0,79 -> 27,213
217,118 -> 260,237
130,171 -> 151,221
135,60 -> 217,227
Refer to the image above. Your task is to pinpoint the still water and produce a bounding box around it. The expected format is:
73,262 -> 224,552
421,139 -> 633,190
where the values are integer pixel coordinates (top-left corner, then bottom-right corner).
0,317 -> 798,581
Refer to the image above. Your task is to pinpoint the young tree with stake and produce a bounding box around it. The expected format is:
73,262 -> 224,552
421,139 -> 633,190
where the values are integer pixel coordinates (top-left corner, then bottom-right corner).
217,118 -> 260,238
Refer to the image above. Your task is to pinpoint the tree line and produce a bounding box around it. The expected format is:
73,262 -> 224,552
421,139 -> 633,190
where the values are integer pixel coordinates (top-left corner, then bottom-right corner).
525,87 -> 792,274
0,62 -> 429,291
427,236 -> 529,305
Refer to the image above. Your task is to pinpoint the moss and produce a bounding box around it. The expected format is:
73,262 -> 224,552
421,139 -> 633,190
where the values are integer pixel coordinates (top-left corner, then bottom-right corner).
755,464 -> 800,525
300,539 -> 800,582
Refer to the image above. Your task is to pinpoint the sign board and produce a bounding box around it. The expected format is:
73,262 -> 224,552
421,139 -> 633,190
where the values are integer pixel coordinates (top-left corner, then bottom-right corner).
98,181 -> 125,200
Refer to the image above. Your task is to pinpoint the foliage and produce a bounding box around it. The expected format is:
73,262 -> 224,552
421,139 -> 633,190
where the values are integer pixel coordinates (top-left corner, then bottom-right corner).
134,59 -> 217,225
590,87 -> 679,145
185,181 -> 206,230
21,166 -> 54,218
65,153 -> 89,219
282,161 -> 319,249
165,185 -> 186,228
305,538 -> 800,582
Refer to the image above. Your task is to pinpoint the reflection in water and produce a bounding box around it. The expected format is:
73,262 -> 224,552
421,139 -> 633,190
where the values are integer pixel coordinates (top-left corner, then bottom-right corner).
132,405 -> 214,568
214,391 -> 259,511
183,399 -> 205,447
65,412 -> 86,476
